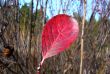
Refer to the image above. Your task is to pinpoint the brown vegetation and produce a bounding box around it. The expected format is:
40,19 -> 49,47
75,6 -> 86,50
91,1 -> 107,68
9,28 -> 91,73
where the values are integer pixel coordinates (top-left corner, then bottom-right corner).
0,0 -> 110,74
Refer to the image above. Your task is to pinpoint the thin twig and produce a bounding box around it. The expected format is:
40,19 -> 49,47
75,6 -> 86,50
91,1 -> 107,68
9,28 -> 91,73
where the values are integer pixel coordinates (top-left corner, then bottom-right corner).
80,0 -> 86,74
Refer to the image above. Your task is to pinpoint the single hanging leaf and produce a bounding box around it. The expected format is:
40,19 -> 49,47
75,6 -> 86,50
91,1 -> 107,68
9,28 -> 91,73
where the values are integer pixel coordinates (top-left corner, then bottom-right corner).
41,14 -> 79,65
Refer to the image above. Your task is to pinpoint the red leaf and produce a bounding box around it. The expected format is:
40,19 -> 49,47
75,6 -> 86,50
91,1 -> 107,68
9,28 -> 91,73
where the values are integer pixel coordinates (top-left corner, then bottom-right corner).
40,14 -> 79,65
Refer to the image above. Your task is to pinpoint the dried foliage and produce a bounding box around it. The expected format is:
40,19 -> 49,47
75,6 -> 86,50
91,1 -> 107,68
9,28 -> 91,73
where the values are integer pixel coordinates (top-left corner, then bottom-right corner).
0,0 -> 110,74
